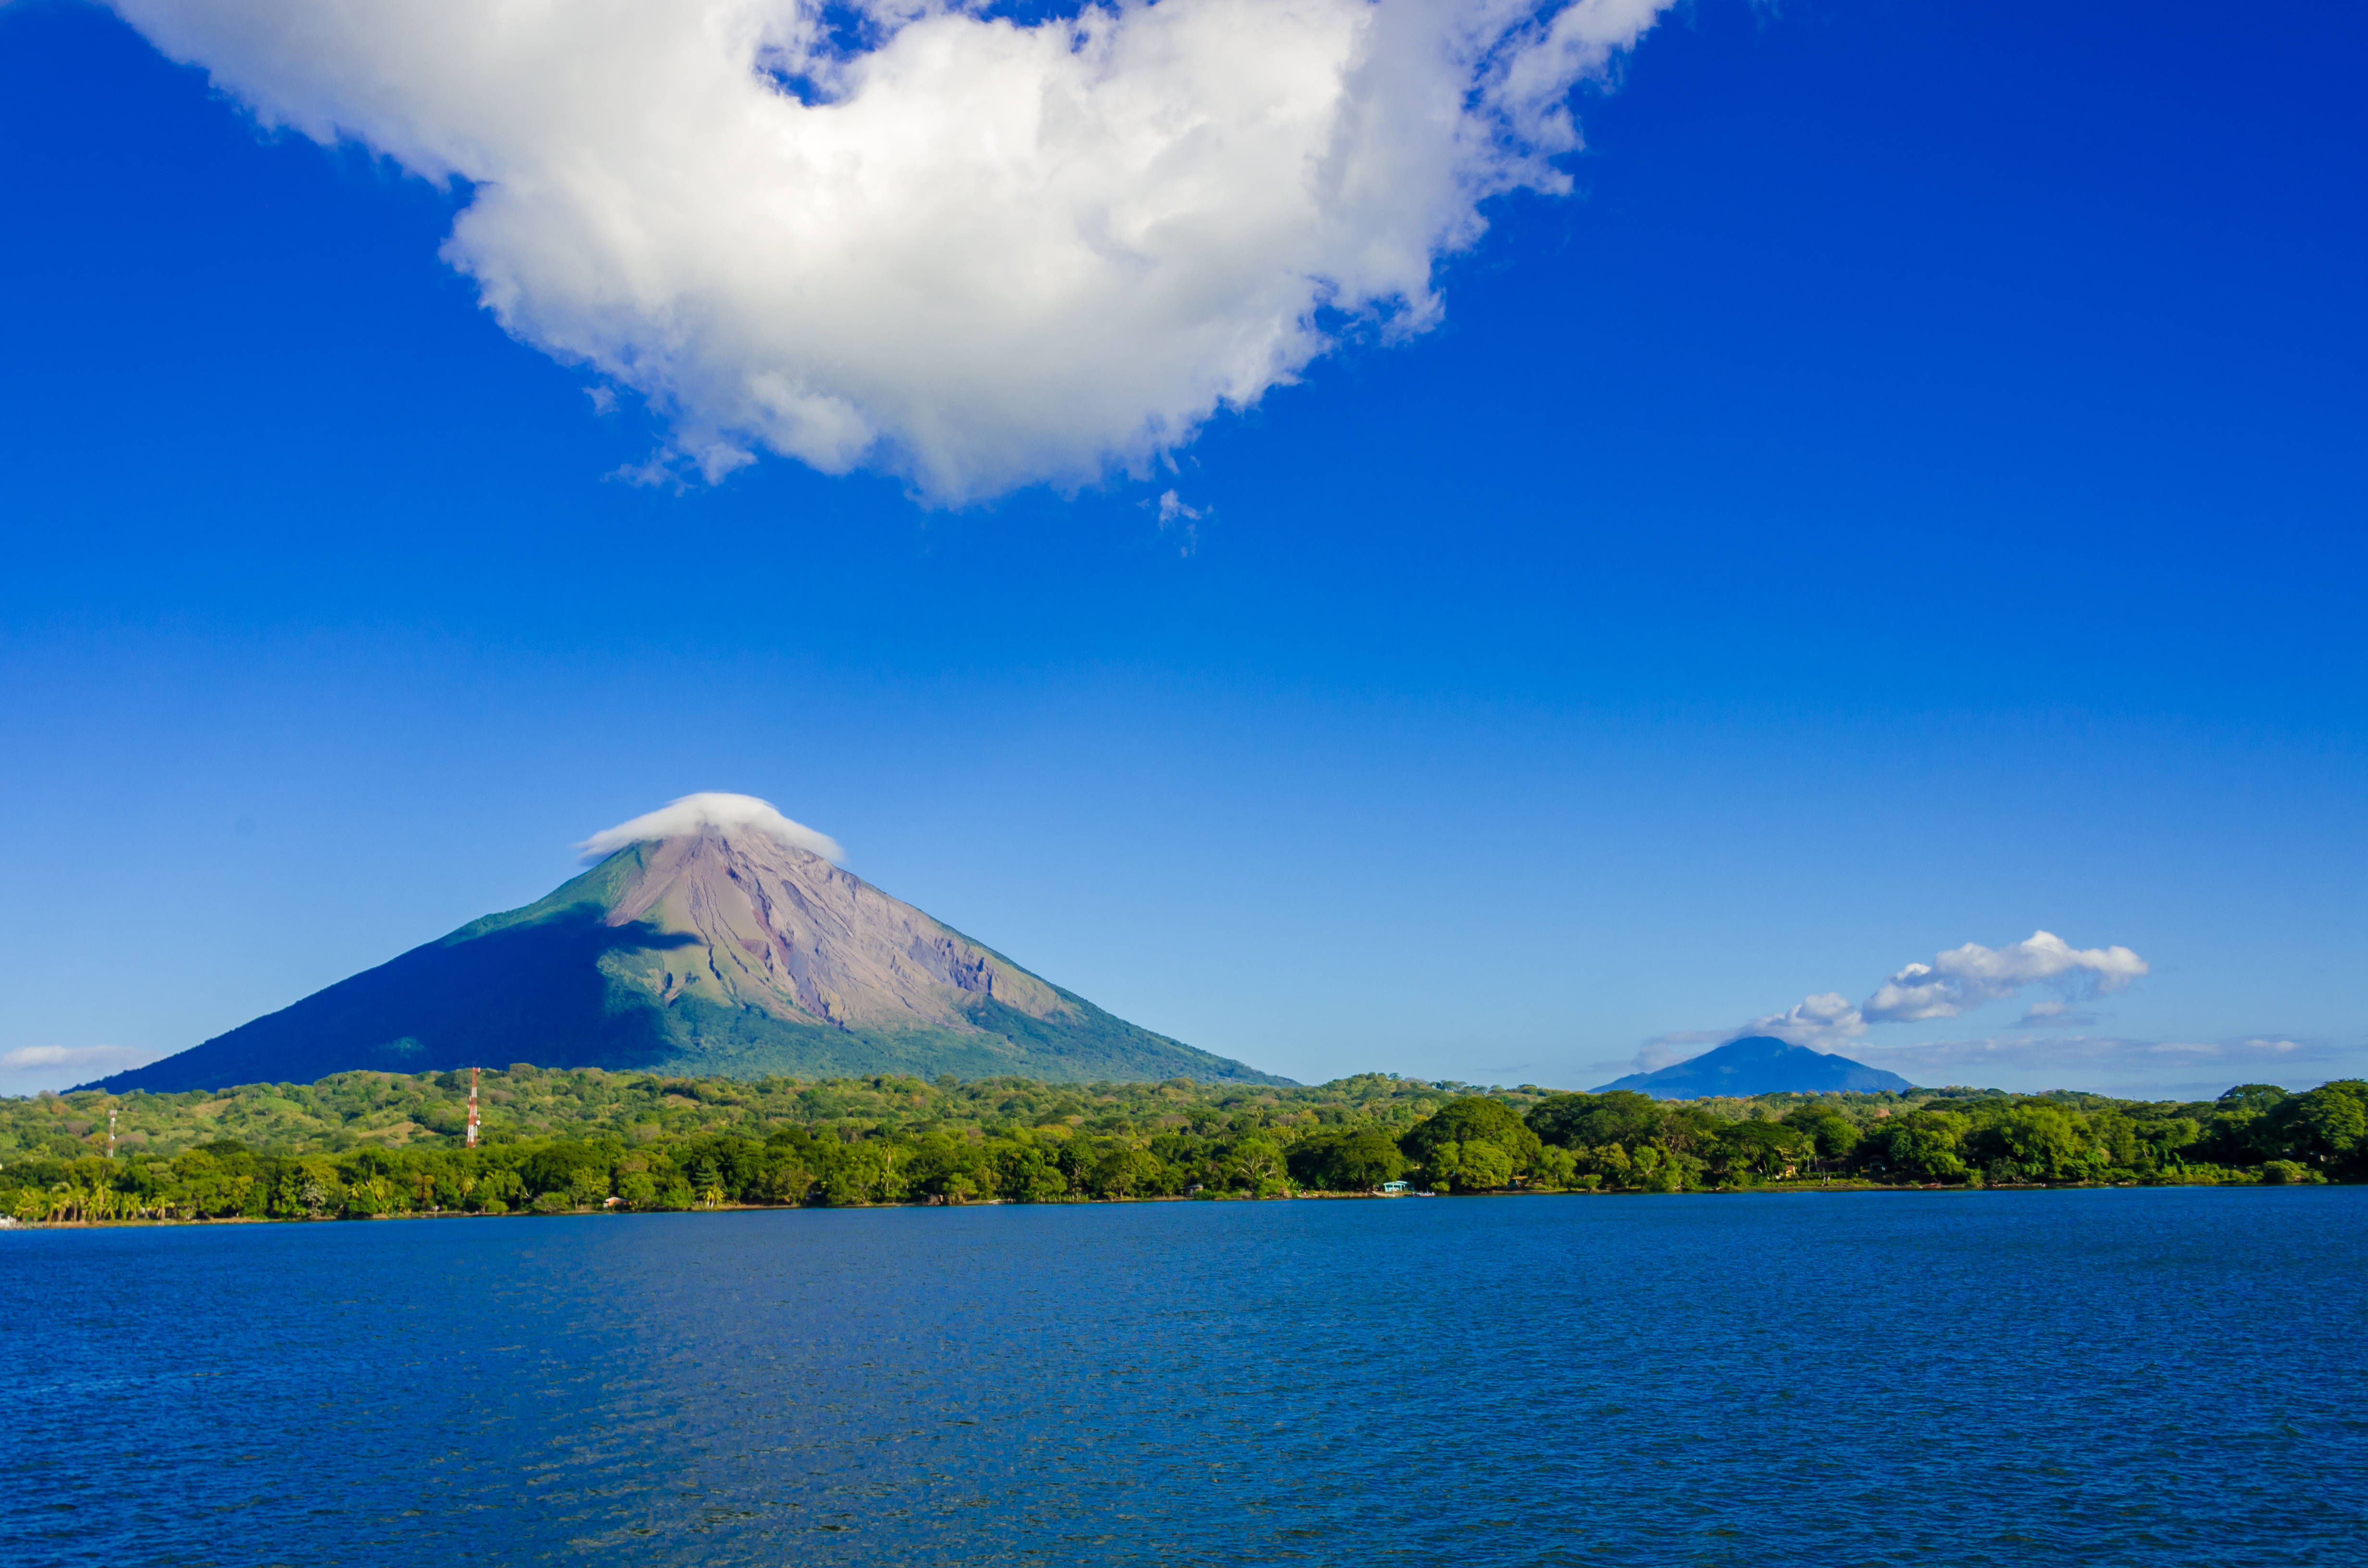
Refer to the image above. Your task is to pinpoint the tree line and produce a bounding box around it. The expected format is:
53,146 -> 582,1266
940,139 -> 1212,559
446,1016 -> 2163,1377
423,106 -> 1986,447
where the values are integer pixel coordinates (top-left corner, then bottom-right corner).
3,1069 -> 2356,1223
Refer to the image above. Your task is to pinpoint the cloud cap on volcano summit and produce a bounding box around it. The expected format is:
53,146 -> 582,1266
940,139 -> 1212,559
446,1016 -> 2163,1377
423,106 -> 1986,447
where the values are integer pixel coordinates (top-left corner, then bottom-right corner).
578,793 -> 844,862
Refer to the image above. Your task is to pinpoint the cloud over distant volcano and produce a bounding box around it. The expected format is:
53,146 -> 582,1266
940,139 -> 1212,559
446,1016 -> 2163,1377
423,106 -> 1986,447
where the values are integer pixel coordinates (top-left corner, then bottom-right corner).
109,0 -> 1669,501
1725,930 -> 2152,1053
1861,931 -> 2148,1024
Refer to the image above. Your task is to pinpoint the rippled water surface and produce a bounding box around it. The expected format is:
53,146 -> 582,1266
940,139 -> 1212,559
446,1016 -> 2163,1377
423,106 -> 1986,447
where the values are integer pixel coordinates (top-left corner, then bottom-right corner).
7,1187 -> 2365,1566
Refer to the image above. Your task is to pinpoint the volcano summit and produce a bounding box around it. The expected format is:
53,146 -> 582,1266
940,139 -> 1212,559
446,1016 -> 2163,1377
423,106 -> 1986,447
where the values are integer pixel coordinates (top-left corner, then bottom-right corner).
89,795 -> 1285,1092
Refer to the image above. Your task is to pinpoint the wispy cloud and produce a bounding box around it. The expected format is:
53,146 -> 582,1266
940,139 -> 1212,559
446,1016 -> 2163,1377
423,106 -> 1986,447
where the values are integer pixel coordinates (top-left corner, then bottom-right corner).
2013,998 -> 2099,1029
109,0 -> 1672,502
0,1044 -> 161,1089
1837,1032 -> 2348,1099
1602,1028 -> 2356,1098
1629,1029 -> 1727,1072
1155,490 -> 1204,556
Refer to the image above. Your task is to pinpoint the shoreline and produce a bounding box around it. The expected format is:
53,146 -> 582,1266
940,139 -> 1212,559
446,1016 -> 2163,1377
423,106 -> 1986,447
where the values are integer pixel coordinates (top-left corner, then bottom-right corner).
8,1175 -> 2342,1229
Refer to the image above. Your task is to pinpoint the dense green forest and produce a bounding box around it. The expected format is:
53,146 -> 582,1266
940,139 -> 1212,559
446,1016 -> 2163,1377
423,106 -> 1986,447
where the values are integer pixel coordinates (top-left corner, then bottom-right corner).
1,1067 -> 2358,1223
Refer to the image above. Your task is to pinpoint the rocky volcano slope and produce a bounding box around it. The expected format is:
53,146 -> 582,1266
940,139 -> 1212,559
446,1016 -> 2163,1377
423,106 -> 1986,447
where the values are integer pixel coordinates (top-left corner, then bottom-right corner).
89,812 -> 1285,1092
596,827 -> 1077,1033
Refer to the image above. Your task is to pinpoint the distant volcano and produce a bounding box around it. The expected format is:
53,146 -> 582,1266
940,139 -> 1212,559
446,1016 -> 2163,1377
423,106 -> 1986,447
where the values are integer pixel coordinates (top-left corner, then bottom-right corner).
1594,1036 -> 1915,1099
88,798 -> 1287,1093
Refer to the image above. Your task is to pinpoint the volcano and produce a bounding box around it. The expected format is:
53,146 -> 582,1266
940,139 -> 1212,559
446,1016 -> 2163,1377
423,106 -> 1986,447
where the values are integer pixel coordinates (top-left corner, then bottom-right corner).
87,796 -> 1287,1093
1592,1035 -> 1915,1099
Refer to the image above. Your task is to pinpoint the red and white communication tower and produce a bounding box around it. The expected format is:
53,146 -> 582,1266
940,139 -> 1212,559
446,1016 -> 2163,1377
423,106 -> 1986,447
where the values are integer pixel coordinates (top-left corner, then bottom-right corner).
465,1066 -> 481,1148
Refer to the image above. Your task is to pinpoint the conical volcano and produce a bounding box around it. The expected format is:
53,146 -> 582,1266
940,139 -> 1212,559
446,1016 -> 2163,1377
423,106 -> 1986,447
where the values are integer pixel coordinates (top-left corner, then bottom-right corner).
1592,1035 -> 1914,1099
88,796 -> 1286,1093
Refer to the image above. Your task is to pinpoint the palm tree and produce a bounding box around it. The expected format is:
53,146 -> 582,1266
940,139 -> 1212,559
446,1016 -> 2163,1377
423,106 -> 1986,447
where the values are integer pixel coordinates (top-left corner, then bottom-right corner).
52,1181 -> 106,1222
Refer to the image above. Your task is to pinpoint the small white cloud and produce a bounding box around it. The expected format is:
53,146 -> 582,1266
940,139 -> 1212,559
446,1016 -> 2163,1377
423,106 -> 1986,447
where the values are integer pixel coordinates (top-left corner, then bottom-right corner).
585,386 -> 618,416
1862,931 -> 2147,1023
0,1044 -> 161,1086
578,792 -> 843,862
1156,489 -> 1203,555
105,0 -> 1673,502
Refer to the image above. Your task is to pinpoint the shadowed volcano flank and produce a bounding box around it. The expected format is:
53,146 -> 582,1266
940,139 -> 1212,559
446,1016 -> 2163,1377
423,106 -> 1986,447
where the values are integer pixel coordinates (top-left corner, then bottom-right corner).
88,826 -> 1287,1092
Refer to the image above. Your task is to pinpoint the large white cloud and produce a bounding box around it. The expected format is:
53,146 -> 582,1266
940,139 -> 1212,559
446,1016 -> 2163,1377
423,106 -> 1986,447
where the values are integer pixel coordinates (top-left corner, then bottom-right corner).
107,0 -> 1668,501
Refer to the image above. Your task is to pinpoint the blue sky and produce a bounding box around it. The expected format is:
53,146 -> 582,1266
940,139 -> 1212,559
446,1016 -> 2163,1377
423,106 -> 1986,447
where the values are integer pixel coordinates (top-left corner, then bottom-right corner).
1,0 -> 2360,1097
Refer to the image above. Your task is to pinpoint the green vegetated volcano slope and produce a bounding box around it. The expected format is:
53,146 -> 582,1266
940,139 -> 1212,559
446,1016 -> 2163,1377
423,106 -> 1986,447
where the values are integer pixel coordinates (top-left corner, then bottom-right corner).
87,831 -> 1287,1093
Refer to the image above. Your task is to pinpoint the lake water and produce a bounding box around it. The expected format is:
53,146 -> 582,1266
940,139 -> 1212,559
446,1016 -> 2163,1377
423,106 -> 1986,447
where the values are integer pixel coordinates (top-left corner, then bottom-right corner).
6,1187 -> 2364,1566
